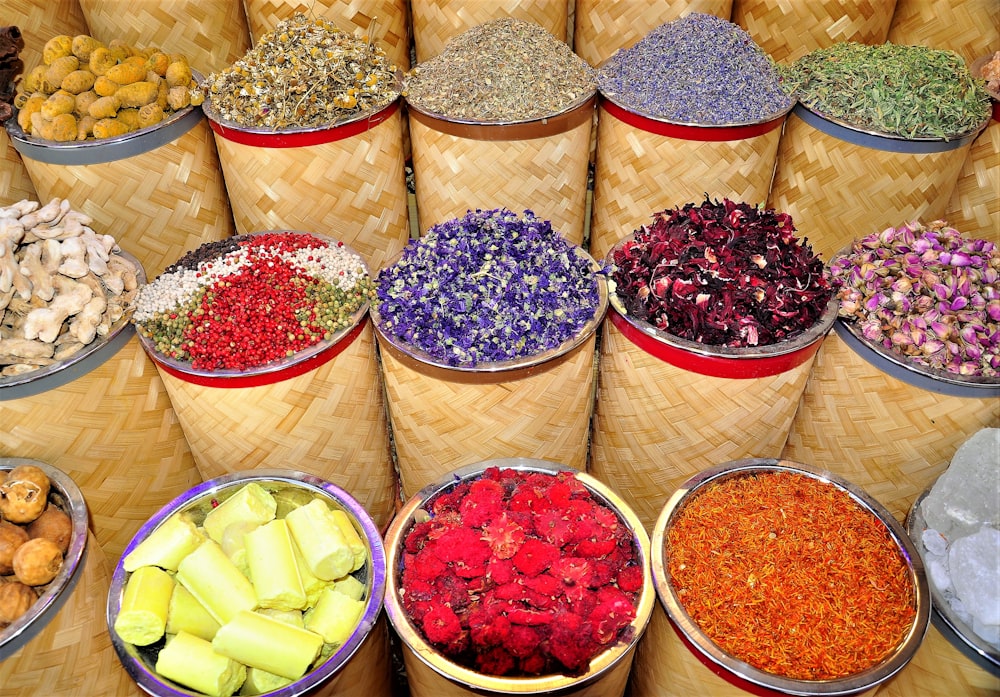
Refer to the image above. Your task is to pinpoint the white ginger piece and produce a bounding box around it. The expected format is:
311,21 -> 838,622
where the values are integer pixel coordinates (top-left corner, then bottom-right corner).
70,294 -> 107,344
18,198 -> 70,231
18,242 -> 56,302
57,237 -> 89,278
80,226 -> 116,276
53,340 -> 85,361
22,274 -> 94,343
0,217 -> 29,298
0,337 -> 54,359
103,253 -> 139,296
2,360 -> 54,376
0,200 -> 38,219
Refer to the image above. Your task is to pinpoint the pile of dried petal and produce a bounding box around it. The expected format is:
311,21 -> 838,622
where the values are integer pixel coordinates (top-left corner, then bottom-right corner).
202,13 -> 399,130
0,198 -> 140,378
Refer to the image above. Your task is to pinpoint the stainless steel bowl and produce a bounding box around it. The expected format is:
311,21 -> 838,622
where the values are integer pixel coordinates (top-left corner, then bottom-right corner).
106,470 -> 387,696
0,458 -> 89,660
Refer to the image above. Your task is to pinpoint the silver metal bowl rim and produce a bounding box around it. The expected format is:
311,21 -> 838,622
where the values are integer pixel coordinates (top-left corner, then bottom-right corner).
370,246 -> 609,373
0,458 -> 89,656
106,469 -> 388,697
133,231 -> 371,379
651,457 -> 931,696
604,236 -> 840,360
383,457 -> 656,693
795,100 -> 990,144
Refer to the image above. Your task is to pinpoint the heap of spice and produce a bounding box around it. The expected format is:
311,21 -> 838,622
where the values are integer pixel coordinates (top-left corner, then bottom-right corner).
667,469 -> 916,680
374,208 -> 602,366
132,232 -> 373,371
829,220 -> 999,378
402,18 -> 595,122
201,13 -> 399,129
778,42 -> 991,140
398,466 -> 643,676
611,196 -> 833,347
597,13 -> 793,124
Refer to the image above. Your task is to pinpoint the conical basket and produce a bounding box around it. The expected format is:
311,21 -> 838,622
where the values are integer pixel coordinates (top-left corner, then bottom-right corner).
588,96 -> 789,261
407,93 -> 596,246
781,319 -> 1000,524
0,254 -> 202,562
768,103 -> 984,262
204,96 -> 409,274
886,0 -> 998,67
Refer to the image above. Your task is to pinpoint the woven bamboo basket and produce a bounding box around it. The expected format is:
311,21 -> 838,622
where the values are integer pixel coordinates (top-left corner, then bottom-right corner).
878,623 -> 1000,697
205,98 -> 409,274
6,99 -> 235,280
408,94 -> 595,246
886,0 -> 999,67
631,459 -> 929,697
1,132 -> 36,206
572,0 -> 732,69
244,0 -> 411,72
731,0 -> 897,63
588,97 -> 789,262
781,322 -> 1000,525
383,459 -> 656,697
78,0 -> 251,76
768,104 -> 982,263
410,0 -> 568,65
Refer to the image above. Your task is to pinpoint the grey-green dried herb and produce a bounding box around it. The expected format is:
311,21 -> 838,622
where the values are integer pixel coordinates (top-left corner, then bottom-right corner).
201,13 -> 399,129
402,18 -> 596,122
778,42 -> 991,140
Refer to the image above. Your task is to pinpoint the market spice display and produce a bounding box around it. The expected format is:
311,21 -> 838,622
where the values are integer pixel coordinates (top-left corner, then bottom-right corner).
667,470 -> 917,680
398,467 -> 643,676
402,18 -> 595,122
202,13 -> 399,129
132,232 -> 373,371
374,208 -> 602,366
597,13 -> 793,124
611,196 -> 833,347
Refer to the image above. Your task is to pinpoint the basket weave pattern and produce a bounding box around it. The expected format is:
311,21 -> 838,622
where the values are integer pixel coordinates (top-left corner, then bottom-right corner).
877,623 -> 1000,697
887,0 -> 999,66
944,119 -> 999,244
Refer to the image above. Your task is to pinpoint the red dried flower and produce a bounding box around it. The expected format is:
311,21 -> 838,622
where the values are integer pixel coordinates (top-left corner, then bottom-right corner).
481,512 -> 526,560
460,478 -> 505,527
435,527 -> 492,577
512,538 -> 560,576
475,646 -> 517,676
422,604 -> 467,652
617,564 -> 644,593
505,624 -> 544,657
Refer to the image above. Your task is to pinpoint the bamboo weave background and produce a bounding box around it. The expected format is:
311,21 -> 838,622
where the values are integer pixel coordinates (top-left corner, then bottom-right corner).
78,0 -> 251,76
153,320 -> 398,529
308,615 -> 395,697
781,330 -> 1000,524
378,334 -> 598,500
886,0 -> 999,67
876,623 -> 1000,697
572,0 -> 732,69
212,106 -> 409,274
0,532 -> 142,696
731,0 -> 897,63
0,132 -> 36,206
589,318 -> 819,533
0,336 -> 202,561
18,116 -> 235,279
409,0 -> 568,64
768,111 -> 971,263
588,104 -> 783,261
243,0 -> 412,72
408,109 -> 593,245
944,119 -> 1000,244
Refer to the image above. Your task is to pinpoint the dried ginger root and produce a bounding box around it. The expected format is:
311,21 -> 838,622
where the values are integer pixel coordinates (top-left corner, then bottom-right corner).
0,198 -> 140,377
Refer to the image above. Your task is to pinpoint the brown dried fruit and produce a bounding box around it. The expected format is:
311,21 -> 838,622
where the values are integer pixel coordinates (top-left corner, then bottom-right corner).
0,581 -> 37,625
0,520 -> 29,575
27,505 -> 72,555
0,465 -> 51,524
12,537 -> 63,586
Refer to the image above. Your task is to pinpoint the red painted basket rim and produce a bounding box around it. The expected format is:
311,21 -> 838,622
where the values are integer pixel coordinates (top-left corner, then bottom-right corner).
598,95 -> 790,141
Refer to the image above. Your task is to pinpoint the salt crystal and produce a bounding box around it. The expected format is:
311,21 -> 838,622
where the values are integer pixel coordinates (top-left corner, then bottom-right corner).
922,428 -> 1000,541
922,528 -> 949,557
949,525 -> 1000,627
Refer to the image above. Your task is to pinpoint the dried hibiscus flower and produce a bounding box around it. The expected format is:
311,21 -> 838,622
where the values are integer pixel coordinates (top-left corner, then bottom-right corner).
611,196 -> 833,347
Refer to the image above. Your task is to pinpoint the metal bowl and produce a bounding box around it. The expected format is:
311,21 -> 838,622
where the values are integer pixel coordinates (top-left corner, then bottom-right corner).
106,470 -> 387,697
0,458 -> 89,660
652,458 -> 931,696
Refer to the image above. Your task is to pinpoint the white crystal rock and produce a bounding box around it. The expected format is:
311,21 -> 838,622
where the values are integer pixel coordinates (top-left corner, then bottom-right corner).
949,526 -> 1000,628
922,428 -> 1000,541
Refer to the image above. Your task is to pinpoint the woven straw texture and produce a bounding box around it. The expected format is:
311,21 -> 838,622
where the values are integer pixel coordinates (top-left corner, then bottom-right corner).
401,640 -> 635,697
307,615 -> 395,697
731,0 -> 896,63
19,117 -> 235,279
155,320 -> 398,528
409,111 -> 593,246
410,0 -> 568,64
768,111 -> 969,263
1,133 -> 37,207
573,0 -> 733,69
78,0 -> 251,76
588,104 -> 783,262
213,106 -> 409,274
630,604 -> 880,697
877,623 -> 1000,697
589,318 -> 817,533
0,532 -> 142,696
887,0 -> 999,67
781,330 -> 1000,524
0,336 -> 202,562
244,0 -> 411,72
945,119 -> 1000,244
379,334 -> 598,500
